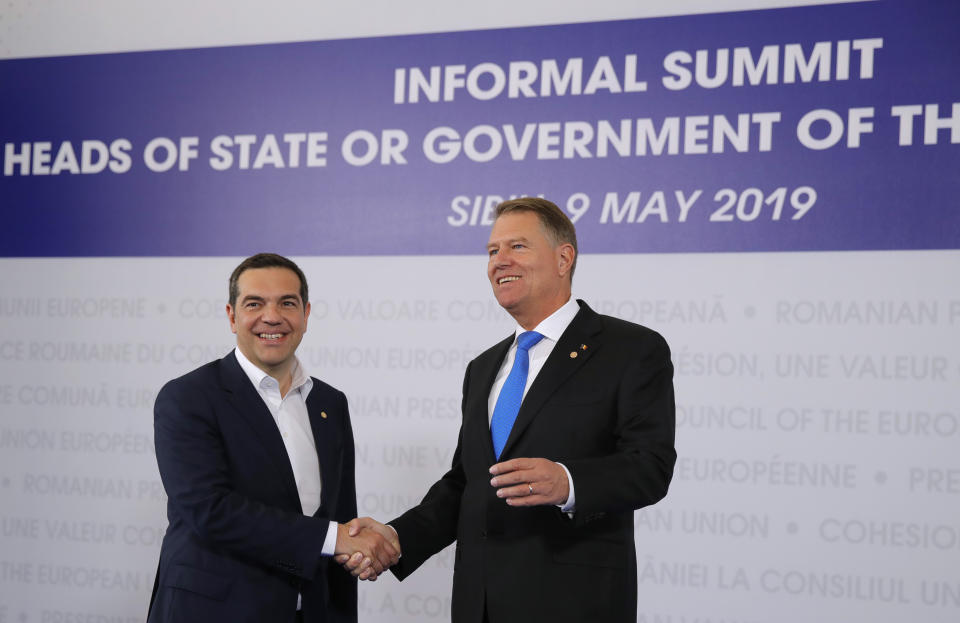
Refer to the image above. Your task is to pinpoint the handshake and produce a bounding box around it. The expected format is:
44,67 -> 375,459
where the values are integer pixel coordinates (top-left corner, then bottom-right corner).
333,517 -> 400,581
331,458 -> 569,581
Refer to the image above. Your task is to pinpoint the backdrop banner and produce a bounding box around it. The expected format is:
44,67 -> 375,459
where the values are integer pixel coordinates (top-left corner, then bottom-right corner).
1,2 -> 959,623
2,1 -> 958,256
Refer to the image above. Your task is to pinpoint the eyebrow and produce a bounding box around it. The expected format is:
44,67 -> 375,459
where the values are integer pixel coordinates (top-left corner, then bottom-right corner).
487,236 -> 530,249
240,294 -> 301,303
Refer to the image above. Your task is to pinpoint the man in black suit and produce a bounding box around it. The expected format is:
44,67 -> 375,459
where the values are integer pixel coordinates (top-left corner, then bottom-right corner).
343,198 -> 676,622
148,253 -> 398,623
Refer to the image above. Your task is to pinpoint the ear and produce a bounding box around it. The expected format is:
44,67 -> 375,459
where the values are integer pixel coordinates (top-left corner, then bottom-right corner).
303,301 -> 311,332
557,243 -> 576,278
226,304 -> 238,334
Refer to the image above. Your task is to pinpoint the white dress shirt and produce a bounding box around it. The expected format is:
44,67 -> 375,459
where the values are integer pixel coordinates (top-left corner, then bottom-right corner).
235,347 -> 338,557
487,297 -> 580,512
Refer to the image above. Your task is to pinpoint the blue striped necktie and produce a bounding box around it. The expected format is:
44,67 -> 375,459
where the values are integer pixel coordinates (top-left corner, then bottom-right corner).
491,331 -> 545,459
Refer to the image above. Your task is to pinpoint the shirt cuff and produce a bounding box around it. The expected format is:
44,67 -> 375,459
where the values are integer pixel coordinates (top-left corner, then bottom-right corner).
321,521 -> 338,556
385,524 -> 402,558
556,462 -> 576,513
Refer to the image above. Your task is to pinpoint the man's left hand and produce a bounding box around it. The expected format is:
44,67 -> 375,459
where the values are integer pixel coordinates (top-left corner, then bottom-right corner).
489,458 -> 569,506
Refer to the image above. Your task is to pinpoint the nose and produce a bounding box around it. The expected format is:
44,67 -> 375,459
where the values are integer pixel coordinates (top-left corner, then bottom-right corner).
491,247 -> 512,268
261,302 -> 282,323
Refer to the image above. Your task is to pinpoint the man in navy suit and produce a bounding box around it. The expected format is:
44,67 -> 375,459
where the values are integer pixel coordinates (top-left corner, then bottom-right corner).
343,198 -> 676,623
148,253 -> 398,623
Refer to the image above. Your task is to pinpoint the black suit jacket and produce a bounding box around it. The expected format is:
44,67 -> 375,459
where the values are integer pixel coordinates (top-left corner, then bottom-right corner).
390,300 -> 676,623
147,351 -> 357,623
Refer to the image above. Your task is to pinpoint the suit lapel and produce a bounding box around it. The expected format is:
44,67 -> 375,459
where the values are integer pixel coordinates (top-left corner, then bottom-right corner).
500,301 -> 603,459
305,386 -> 339,513
466,335 -> 514,463
218,351 -> 301,507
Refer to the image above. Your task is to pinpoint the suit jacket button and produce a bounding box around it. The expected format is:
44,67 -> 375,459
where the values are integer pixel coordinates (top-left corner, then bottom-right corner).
480,530 -> 487,538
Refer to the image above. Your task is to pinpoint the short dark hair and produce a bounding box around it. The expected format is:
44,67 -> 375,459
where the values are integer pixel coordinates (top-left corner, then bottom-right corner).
228,253 -> 309,308
495,197 -> 578,279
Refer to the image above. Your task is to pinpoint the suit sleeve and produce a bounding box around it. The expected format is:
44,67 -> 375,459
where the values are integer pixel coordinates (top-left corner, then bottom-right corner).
387,362 -> 473,579
153,378 -> 331,580
325,389 -> 359,617
563,330 -> 676,526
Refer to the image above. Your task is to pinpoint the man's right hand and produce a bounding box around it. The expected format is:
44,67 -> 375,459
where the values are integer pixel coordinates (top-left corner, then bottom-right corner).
334,520 -> 399,581
334,517 -> 401,580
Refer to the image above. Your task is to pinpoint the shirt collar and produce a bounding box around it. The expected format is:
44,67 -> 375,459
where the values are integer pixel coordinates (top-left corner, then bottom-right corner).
512,297 -> 580,344
234,347 -> 313,395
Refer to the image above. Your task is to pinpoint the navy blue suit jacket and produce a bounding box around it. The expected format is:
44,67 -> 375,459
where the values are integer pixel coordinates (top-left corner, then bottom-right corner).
148,350 -> 357,623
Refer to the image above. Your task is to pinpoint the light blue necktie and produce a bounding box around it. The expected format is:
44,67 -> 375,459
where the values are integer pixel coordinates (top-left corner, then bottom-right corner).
491,331 -> 545,459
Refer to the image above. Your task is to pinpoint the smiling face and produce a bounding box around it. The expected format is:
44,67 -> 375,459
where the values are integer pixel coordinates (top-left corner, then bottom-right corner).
487,210 -> 575,329
226,267 -> 310,381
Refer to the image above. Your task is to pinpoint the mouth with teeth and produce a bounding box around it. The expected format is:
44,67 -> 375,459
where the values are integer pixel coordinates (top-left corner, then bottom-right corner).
497,276 -> 521,285
258,333 -> 286,341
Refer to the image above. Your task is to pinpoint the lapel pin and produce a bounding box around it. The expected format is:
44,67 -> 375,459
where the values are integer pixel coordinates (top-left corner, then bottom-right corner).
320,411 -> 328,419
569,351 -> 578,358
580,344 -> 588,350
